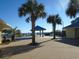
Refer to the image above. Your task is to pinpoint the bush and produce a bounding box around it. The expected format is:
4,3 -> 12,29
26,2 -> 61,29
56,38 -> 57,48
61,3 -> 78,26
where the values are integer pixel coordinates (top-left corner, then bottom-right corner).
2,39 -> 10,43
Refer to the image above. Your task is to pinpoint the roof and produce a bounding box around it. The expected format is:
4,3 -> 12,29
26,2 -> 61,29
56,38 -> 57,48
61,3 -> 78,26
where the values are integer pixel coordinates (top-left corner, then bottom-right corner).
31,26 -> 46,31
35,26 -> 46,31
0,19 -> 11,31
64,22 -> 79,29
71,17 -> 79,24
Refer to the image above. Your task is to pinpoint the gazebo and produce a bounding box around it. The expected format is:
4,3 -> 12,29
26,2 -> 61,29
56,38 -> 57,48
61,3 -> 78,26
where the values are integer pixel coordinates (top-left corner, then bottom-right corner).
34,26 -> 46,37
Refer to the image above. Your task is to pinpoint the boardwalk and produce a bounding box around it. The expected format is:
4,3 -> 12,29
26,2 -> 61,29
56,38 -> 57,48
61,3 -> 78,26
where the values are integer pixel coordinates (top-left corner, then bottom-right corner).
0,36 -> 79,59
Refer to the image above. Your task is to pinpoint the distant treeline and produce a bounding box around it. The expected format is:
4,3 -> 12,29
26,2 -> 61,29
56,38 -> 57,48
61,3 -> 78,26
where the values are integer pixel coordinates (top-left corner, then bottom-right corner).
22,30 -> 62,37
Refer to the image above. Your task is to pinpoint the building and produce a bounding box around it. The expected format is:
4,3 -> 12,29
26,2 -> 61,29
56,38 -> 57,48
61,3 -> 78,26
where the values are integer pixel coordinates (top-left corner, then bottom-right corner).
0,19 -> 11,44
0,19 -> 11,31
63,17 -> 79,39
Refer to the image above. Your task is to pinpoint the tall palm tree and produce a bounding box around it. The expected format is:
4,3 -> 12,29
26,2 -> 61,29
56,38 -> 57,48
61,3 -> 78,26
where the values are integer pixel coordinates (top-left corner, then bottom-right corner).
47,14 -> 62,39
18,0 -> 46,45
66,0 -> 78,18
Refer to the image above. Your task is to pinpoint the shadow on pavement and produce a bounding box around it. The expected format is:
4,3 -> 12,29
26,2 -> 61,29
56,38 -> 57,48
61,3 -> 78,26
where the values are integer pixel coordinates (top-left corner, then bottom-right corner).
0,43 -> 42,58
0,37 -> 53,59
55,37 -> 79,47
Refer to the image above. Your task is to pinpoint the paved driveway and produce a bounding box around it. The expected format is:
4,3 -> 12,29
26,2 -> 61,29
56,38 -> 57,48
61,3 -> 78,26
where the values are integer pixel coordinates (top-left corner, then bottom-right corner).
0,36 -> 79,59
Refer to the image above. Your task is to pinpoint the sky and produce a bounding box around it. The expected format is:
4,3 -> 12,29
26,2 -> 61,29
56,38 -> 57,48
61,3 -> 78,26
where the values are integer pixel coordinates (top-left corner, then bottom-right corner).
0,0 -> 74,33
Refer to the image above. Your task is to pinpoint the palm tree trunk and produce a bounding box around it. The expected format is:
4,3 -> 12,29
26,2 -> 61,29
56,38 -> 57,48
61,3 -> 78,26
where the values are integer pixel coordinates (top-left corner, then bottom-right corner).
53,23 -> 56,39
32,20 -> 35,45
11,29 -> 15,41
52,23 -> 53,39
11,34 -> 15,41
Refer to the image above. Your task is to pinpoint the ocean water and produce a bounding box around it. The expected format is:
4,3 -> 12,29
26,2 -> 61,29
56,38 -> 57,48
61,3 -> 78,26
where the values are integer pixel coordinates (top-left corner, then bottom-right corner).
15,36 -> 32,40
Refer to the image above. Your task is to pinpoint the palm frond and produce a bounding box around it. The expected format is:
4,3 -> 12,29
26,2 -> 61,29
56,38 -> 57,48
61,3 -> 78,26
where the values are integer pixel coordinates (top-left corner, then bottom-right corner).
47,14 -> 62,25
18,0 -> 46,22
25,17 -> 31,23
47,15 -> 53,23
56,15 -> 62,24
66,1 -> 77,18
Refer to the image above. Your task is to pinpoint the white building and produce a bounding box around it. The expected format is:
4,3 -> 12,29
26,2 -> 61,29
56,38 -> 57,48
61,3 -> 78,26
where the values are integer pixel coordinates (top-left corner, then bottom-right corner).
0,19 -> 11,44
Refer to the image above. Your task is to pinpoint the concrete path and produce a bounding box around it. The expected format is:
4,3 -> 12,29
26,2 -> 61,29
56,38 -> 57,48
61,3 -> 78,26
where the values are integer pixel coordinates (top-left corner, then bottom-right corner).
0,36 -> 79,59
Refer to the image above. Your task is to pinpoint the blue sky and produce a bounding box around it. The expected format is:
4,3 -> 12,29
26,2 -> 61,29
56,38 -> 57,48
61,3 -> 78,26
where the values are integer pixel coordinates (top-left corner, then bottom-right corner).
0,0 -> 74,33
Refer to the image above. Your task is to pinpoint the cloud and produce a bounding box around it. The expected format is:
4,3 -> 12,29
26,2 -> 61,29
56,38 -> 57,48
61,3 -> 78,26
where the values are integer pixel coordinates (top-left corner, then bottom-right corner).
58,0 -> 70,10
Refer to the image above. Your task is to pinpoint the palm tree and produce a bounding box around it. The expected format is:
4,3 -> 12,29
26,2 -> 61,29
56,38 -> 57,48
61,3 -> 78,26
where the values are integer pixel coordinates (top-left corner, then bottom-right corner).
66,0 -> 78,18
18,0 -> 46,45
47,14 -> 62,39
11,27 -> 17,41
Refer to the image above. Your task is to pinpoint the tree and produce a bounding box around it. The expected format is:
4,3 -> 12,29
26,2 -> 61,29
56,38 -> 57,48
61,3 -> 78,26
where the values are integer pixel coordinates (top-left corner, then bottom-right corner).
47,14 -> 62,39
66,0 -> 79,18
18,0 -> 46,45
16,30 -> 22,37
11,27 -> 17,41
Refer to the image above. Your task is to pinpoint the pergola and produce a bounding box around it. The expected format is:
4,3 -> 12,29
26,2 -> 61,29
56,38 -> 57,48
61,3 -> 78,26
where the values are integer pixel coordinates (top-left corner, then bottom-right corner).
35,26 -> 46,37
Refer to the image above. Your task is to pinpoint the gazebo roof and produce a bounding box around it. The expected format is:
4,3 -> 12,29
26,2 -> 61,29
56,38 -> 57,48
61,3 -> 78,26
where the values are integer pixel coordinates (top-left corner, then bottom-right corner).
35,26 -> 46,31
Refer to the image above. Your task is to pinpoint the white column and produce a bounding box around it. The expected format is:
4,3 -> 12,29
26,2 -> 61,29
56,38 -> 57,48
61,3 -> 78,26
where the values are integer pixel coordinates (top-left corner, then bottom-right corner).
0,31 -> 2,44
